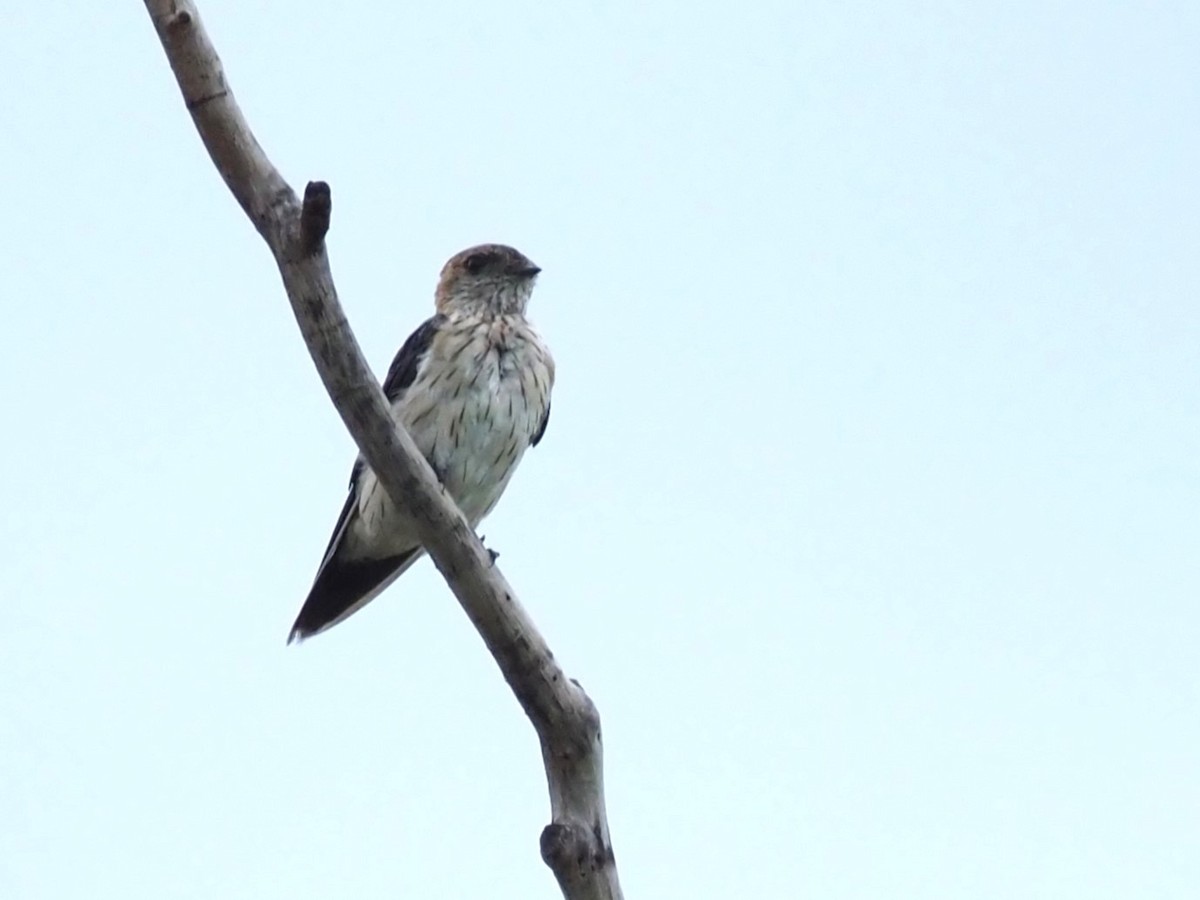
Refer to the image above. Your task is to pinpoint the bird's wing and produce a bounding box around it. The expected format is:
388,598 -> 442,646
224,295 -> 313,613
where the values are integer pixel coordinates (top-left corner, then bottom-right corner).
382,313 -> 447,400
288,314 -> 446,643
531,338 -> 555,448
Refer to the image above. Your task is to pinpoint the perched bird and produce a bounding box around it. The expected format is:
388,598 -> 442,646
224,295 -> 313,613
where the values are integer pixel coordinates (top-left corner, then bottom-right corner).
288,244 -> 554,643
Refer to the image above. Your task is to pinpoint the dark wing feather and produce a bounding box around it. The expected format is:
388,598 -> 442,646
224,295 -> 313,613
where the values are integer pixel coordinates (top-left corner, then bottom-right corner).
315,480 -> 358,566
288,539 -> 422,643
382,313 -> 446,401
532,400 -> 550,447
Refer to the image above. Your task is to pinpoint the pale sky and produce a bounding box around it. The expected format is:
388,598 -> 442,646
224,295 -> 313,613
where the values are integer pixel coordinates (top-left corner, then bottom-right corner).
2,1 -> 1198,897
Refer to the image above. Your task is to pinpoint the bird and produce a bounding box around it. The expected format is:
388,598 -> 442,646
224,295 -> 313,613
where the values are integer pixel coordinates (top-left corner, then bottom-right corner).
288,243 -> 554,643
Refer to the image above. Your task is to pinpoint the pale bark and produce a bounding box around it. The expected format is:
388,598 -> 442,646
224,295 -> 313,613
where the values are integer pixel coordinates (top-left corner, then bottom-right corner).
142,3 -> 622,897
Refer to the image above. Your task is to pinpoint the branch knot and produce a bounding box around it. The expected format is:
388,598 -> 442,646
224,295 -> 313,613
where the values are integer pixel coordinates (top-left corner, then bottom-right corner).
299,181 -> 332,255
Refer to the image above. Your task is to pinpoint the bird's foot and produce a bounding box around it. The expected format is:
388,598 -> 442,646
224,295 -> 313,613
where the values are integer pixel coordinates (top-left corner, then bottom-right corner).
477,536 -> 499,564
430,461 -> 449,488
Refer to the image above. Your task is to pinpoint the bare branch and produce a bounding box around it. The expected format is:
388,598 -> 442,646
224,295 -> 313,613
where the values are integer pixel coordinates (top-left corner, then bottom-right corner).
142,2 -> 622,897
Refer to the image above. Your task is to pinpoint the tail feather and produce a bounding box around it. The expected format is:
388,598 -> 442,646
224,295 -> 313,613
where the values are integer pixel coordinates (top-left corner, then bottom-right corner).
288,546 -> 423,643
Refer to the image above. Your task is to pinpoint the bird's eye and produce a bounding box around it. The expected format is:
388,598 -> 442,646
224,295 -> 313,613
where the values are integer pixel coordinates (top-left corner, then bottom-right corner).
463,253 -> 488,275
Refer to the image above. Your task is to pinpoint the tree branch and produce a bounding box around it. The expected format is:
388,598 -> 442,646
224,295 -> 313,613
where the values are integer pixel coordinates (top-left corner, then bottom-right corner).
142,3 -> 622,897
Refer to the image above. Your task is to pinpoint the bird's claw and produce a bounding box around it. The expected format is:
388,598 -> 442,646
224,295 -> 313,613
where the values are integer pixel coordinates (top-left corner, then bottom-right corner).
431,462 -> 449,488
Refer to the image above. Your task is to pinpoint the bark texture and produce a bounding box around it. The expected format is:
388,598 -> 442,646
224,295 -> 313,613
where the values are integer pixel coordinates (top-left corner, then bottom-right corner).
142,4 -> 622,897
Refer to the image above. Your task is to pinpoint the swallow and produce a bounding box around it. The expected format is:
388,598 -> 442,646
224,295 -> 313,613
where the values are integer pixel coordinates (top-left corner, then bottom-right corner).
288,244 -> 554,642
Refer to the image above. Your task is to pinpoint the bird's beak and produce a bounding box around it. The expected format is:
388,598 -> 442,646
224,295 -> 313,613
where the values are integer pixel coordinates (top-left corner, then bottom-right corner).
517,264 -> 542,279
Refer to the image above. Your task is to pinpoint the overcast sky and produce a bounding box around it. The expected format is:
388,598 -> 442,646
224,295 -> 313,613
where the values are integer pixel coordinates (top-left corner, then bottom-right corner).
2,1 -> 1198,897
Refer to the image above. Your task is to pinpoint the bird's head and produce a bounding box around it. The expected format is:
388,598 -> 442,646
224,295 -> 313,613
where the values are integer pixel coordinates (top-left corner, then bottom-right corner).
434,244 -> 541,317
